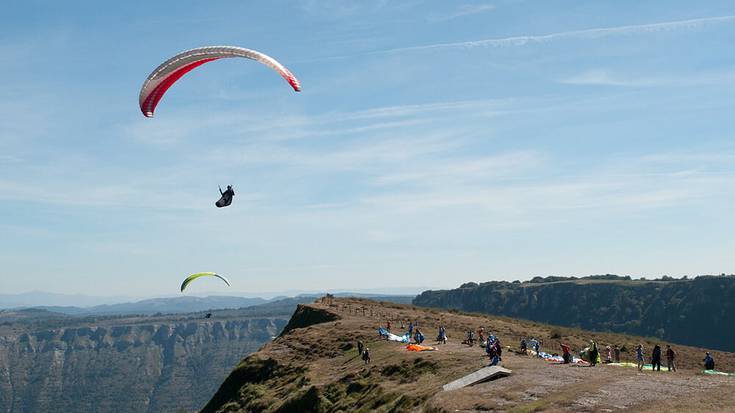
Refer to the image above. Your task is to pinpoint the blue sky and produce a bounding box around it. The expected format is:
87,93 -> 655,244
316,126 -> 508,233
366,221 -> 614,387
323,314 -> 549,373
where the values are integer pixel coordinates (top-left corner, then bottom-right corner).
2,0 -> 735,297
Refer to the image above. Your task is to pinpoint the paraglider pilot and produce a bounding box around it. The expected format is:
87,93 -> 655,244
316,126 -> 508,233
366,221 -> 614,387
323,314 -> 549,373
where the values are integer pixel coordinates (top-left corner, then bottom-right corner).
216,185 -> 235,208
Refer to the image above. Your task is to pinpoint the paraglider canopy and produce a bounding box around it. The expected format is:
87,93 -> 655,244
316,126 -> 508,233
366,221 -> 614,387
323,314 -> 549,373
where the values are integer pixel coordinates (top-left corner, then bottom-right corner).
180,272 -> 231,292
139,46 -> 301,117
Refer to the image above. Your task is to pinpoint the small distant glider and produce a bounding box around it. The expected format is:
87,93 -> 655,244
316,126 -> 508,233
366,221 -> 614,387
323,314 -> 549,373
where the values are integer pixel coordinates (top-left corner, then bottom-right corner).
139,46 -> 301,117
216,185 -> 235,208
180,272 -> 231,292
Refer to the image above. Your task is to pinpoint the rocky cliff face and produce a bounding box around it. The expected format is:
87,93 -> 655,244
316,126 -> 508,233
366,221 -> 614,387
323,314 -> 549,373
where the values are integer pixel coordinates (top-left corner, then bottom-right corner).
413,275 -> 735,351
0,311 -> 288,413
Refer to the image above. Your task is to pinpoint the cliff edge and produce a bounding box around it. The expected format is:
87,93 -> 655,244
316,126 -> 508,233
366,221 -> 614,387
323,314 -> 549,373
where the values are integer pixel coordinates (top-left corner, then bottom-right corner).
201,297 -> 735,412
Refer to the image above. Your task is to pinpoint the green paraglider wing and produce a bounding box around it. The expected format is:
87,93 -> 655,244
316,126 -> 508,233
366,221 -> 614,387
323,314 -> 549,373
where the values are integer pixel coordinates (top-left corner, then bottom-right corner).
180,272 -> 231,292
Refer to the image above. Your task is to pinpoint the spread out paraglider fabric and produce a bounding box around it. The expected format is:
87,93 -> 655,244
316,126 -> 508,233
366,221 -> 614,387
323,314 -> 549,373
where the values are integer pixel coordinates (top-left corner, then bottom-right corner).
216,185 -> 235,208
579,347 -> 602,364
180,272 -> 231,292
703,370 -> 735,376
406,344 -> 438,352
139,46 -> 301,117
378,327 -> 410,343
538,351 -> 588,365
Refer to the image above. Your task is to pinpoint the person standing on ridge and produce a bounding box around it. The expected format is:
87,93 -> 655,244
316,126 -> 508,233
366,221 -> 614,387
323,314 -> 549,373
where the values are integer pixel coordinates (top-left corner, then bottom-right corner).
438,325 -> 447,344
534,339 -> 541,357
357,340 -> 364,357
666,345 -> 677,372
613,345 -> 621,363
362,347 -> 371,364
386,320 -> 391,332
589,340 -> 599,367
408,321 -> 414,337
704,352 -> 715,370
636,344 -> 645,371
466,329 -> 475,346
493,338 -> 503,361
561,343 -> 572,364
651,344 -> 662,371
415,329 -> 425,344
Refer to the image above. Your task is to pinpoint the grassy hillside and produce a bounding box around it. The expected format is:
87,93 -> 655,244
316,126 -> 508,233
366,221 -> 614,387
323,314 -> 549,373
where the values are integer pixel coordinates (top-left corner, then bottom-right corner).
201,297 -> 735,413
413,275 -> 735,351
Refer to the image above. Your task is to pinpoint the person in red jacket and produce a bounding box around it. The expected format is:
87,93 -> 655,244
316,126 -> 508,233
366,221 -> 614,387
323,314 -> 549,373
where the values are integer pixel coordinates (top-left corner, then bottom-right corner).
561,343 -> 572,364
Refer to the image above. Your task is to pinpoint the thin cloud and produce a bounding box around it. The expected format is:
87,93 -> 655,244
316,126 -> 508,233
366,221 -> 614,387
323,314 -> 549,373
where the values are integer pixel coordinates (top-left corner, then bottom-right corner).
333,15 -> 735,58
0,155 -> 23,164
561,69 -> 735,87
430,4 -> 496,22
372,151 -> 543,186
125,98 -> 514,146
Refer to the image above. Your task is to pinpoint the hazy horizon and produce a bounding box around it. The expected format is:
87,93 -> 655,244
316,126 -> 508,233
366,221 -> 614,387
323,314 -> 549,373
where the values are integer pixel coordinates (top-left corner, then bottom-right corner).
3,1 -> 735,297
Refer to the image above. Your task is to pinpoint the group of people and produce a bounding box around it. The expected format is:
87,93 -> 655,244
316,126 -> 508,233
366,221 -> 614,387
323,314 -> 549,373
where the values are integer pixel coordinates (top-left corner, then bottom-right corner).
375,318 -> 720,373
406,320 -> 425,344
462,326 -> 503,366
520,338 -> 716,373
634,344 -> 679,371
520,338 -> 541,356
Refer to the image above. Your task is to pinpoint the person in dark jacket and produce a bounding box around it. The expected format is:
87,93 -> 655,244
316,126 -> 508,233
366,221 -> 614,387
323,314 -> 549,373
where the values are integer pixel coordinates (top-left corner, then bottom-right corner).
357,340 -> 364,357
466,329 -> 475,346
666,345 -> 677,372
704,352 -> 715,370
414,329 -> 425,344
362,347 -> 371,364
589,340 -> 599,367
651,344 -> 662,371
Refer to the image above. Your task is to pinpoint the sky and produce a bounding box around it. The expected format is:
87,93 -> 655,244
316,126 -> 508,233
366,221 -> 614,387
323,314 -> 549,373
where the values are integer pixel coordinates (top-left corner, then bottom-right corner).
2,0 -> 735,298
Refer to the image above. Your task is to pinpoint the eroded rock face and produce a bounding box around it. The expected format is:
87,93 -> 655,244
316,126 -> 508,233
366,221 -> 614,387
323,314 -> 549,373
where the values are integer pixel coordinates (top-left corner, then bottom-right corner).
413,275 -> 735,351
0,316 -> 288,413
279,305 -> 340,337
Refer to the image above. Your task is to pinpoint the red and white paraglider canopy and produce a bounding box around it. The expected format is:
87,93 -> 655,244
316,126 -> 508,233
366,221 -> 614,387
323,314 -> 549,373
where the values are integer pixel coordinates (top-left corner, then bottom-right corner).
139,46 -> 301,117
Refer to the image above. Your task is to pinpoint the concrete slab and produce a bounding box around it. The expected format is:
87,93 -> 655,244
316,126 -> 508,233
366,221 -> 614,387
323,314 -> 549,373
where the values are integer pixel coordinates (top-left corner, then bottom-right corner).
442,366 -> 512,391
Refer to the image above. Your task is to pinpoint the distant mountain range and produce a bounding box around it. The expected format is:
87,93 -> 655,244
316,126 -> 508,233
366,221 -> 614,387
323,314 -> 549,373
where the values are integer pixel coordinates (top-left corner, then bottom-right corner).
33,296 -> 270,315
0,292 -> 415,316
0,291 -> 136,309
